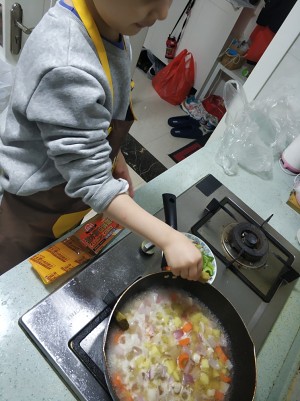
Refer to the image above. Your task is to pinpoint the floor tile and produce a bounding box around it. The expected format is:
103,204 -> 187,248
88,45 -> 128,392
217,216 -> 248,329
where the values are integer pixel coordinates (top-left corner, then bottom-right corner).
143,131 -> 193,169
130,68 -> 194,169
122,134 -> 167,182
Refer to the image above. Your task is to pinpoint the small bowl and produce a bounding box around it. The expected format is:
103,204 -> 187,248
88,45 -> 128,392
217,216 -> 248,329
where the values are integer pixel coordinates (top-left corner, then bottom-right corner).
184,232 -> 217,284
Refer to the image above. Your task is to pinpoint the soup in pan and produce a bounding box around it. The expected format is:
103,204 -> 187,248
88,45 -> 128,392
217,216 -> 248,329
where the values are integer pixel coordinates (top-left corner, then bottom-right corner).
106,288 -> 233,401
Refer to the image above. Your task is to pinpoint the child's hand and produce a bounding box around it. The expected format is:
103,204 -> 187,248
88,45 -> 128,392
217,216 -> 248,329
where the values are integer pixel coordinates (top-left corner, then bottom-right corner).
105,196 -> 202,282
162,232 -> 203,281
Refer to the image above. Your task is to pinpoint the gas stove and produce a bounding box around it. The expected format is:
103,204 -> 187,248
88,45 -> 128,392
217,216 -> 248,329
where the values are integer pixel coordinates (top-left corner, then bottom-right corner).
19,174 -> 300,401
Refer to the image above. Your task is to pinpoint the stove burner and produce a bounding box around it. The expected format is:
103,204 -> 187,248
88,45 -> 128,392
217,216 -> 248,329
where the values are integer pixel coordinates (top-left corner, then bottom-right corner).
231,222 -> 269,261
222,223 -> 269,269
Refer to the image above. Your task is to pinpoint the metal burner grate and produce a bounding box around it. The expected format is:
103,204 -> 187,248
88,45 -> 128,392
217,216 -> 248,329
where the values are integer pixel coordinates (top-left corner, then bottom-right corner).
70,307 -> 111,395
191,197 -> 296,302
221,223 -> 269,269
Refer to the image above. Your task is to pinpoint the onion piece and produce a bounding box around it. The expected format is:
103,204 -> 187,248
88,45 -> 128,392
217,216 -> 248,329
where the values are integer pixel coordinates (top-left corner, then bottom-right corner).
196,343 -> 208,356
192,353 -> 201,364
184,358 -> 194,374
208,357 -> 221,370
173,329 -> 184,340
207,389 -> 216,397
199,333 -> 211,348
225,358 -> 233,370
183,373 -> 194,385
220,381 -> 230,394
132,346 -> 142,355
172,382 -> 182,394
207,335 -> 217,348
148,364 -> 166,381
220,334 -> 228,347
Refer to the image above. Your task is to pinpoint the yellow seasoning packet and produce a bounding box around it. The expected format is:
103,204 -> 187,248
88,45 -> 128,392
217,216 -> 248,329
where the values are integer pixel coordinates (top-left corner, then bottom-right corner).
287,190 -> 300,214
30,215 -> 124,284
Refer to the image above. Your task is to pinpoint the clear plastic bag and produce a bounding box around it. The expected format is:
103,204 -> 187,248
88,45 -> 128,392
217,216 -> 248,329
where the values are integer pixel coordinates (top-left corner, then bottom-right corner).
216,80 -> 300,179
0,59 -> 15,113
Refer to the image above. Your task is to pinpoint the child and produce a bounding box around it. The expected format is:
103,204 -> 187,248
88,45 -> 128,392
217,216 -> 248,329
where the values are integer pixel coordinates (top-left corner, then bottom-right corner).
0,0 -> 202,279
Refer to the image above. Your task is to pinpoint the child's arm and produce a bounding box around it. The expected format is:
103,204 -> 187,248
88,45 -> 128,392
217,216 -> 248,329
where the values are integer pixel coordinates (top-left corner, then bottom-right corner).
104,193 -> 203,281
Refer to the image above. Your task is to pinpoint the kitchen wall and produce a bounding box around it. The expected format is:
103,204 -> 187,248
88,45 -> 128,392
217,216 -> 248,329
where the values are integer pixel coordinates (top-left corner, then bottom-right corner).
227,1 -> 264,43
144,0 -> 243,91
143,0 -> 263,93
256,34 -> 300,101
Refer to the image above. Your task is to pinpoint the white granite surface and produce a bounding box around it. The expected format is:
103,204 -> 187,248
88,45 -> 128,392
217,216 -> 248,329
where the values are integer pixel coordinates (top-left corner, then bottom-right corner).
1,138 -> 300,401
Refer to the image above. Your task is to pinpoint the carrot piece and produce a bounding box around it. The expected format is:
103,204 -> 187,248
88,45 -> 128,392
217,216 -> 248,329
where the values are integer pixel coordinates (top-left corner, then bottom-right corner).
111,373 -> 133,401
178,352 -> 189,369
215,345 -> 228,363
170,292 -> 178,302
112,331 -> 123,345
182,322 -> 193,333
178,337 -> 190,346
215,390 -> 225,401
111,373 -> 125,391
220,373 -> 232,383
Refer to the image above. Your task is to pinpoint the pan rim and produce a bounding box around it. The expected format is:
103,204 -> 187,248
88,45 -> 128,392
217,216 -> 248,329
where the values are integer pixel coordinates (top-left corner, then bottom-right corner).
102,271 -> 257,401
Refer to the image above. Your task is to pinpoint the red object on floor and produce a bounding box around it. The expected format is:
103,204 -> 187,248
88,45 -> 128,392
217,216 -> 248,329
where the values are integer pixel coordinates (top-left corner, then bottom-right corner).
169,141 -> 203,163
246,25 -> 275,64
202,95 -> 226,121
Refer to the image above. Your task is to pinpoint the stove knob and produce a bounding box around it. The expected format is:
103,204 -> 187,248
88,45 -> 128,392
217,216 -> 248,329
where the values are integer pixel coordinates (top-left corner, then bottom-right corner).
140,240 -> 156,255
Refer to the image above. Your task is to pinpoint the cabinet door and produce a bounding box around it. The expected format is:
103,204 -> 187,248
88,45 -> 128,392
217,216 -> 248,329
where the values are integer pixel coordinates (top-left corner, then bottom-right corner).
144,0 -> 242,91
0,0 -> 47,65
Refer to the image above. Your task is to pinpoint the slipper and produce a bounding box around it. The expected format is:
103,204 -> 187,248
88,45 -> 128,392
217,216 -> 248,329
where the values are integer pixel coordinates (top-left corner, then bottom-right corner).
170,126 -> 204,139
168,115 -> 199,128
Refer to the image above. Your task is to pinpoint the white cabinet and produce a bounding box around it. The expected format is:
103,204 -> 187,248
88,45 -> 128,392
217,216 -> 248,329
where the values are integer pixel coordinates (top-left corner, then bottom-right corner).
144,0 -> 242,91
196,61 -> 248,99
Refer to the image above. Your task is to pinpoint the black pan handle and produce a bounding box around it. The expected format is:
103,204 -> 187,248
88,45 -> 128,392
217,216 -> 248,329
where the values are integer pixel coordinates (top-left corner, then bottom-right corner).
161,193 -> 178,270
162,193 -> 178,229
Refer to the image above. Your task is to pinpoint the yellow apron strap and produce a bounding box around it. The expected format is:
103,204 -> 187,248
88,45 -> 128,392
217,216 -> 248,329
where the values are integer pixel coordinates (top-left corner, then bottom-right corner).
72,0 -> 114,100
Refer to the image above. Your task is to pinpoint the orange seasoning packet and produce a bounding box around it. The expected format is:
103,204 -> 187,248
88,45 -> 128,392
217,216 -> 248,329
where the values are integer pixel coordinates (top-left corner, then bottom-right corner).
30,214 -> 124,284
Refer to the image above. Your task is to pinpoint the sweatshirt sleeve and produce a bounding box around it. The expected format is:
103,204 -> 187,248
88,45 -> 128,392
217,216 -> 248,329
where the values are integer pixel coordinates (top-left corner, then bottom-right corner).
26,66 -> 128,213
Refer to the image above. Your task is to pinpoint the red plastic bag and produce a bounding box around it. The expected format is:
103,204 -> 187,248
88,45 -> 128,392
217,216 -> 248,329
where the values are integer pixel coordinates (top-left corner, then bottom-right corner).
202,95 -> 226,121
247,25 -> 275,63
152,49 -> 195,105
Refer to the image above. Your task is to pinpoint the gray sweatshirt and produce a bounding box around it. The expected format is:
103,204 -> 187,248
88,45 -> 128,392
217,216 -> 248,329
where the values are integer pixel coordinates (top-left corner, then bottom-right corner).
0,2 -> 132,213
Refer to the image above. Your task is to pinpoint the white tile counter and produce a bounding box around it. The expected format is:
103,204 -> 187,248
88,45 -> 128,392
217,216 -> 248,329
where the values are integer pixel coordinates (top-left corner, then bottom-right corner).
1,138 -> 300,401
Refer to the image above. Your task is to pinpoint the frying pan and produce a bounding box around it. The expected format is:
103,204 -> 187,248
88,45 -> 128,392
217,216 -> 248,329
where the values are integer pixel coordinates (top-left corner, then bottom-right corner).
102,194 -> 256,401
